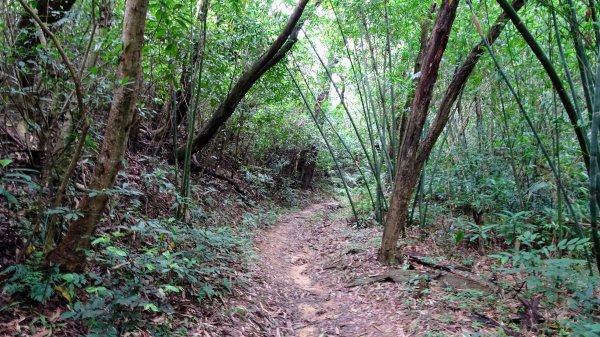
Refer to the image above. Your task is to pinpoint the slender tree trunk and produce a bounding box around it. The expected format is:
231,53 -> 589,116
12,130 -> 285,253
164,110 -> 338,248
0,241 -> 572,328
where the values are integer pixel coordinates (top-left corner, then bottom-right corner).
396,3 -> 435,154
589,48 -> 600,273
16,0 -> 77,87
494,0 -> 590,169
419,0 -> 525,161
172,0 -> 310,162
47,0 -> 149,272
179,0 -> 210,221
14,0 -> 89,255
84,0 -> 114,70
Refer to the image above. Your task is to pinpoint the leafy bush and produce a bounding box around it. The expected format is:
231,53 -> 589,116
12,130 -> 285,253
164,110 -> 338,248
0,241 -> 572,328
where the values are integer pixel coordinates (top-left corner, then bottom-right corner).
2,215 -> 252,336
490,232 -> 598,333
2,253 -> 84,303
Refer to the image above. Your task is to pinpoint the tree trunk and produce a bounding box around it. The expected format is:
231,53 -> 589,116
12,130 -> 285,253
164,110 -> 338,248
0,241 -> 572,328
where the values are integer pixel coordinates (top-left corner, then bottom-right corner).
300,145 -> 317,188
172,0 -> 310,162
300,88 -> 328,189
380,0 -> 525,264
419,0 -> 525,162
395,2 -> 435,155
380,0 -> 459,264
47,0 -> 149,272
84,0 -> 114,69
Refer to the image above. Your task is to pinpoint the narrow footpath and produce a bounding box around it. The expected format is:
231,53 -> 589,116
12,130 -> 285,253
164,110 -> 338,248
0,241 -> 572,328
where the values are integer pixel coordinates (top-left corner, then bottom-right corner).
208,201 -> 409,336
203,201 -> 512,337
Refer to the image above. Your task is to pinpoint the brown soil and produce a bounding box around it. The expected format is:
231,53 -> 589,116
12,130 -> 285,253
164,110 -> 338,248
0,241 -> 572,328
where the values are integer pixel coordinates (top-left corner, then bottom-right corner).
199,200 -> 528,337
251,201 -> 400,337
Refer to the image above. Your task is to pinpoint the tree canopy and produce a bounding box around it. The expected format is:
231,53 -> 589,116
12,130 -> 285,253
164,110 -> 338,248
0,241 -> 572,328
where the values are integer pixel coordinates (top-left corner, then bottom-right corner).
1,0 -> 600,335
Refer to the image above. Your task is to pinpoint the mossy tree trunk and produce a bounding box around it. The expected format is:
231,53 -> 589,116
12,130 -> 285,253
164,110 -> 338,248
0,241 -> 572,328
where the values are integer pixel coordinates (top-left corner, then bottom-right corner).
47,0 -> 150,272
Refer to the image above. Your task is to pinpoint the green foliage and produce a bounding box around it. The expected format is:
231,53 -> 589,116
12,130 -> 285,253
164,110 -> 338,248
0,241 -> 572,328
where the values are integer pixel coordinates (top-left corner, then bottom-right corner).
437,152 -> 518,214
0,165 -> 39,210
2,209 -> 254,336
1,253 -> 84,303
489,210 -> 535,245
64,216 -> 251,335
2,0 -> 600,333
243,168 -> 274,196
453,216 -> 491,245
490,230 -> 598,330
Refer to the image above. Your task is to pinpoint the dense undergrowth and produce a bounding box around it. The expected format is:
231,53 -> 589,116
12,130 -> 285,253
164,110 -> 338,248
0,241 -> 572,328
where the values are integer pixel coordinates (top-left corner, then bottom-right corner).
2,0 -> 600,335
0,154 -> 326,336
331,161 -> 600,336
438,213 -> 599,335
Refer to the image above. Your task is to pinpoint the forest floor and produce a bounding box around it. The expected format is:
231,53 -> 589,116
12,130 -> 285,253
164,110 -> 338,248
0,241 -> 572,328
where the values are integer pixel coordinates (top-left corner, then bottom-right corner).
199,200 -> 530,337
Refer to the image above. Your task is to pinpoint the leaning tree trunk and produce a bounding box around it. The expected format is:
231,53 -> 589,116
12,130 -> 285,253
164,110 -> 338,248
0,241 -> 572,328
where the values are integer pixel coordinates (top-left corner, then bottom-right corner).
172,0 -> 310,162
494,0 -> 590,169
380,0 -> 459,264
380,0 -> 525,264
395,2 -> 435,156
47,0 -> 149,272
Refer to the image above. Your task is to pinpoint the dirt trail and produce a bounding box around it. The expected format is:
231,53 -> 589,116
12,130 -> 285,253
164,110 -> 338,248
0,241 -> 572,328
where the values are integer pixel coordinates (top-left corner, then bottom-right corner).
208,200 -> 508,337
252,201 -> 403,337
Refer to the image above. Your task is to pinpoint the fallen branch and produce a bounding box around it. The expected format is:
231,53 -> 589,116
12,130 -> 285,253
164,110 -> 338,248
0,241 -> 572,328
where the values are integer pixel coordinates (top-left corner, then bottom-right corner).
190,161 -> 253,207
346,269 -> 431,288
407,254 -> 496,294
406,254 -> 455,273
471,312 -> 522,337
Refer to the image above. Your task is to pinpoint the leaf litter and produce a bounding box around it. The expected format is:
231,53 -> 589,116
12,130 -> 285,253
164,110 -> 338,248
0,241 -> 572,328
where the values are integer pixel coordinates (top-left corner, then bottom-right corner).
196,200 -> 550,336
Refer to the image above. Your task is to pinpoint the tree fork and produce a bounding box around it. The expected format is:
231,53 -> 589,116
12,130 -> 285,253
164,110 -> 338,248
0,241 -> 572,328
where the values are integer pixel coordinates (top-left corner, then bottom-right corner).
380,0 -> 460,264
418,0 -> 525,163
380,0 -> 525,264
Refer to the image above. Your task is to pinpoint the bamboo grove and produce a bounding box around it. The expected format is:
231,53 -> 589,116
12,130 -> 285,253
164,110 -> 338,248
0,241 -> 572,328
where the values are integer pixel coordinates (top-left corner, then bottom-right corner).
2,0 -> 600,334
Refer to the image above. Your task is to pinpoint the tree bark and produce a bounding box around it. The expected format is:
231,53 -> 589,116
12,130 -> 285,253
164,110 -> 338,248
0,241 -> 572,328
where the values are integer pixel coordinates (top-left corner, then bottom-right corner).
380,0 -> 460,264
172,0 -> 310,162
380,0 -> 526,264
418,0 -> 525,163
47,0 -> 149,272
396,3 -> 436,155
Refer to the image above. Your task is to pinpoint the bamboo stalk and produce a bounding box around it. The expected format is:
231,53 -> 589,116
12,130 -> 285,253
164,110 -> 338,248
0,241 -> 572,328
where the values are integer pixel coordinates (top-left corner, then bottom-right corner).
495,0 -> 590,169
587,46 -> 600,272
472,1 -> 594,273
287,66 -> 360,224
290,53 -> 377,212
179,0 -> 210,221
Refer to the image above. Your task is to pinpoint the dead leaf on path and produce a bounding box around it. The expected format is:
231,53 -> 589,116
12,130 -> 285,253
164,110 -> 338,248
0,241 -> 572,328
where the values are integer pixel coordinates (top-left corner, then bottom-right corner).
48,308 -> 62,322
32,328 -> 50,337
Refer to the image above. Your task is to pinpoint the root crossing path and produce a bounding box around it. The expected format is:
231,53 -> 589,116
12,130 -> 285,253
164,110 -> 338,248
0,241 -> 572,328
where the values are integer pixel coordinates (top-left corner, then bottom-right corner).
237,201 -> 406,337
